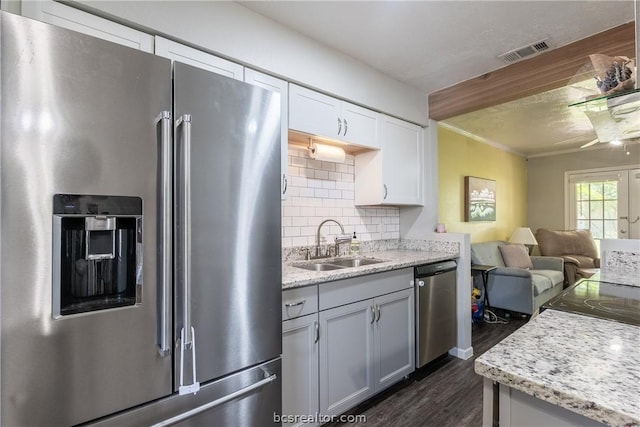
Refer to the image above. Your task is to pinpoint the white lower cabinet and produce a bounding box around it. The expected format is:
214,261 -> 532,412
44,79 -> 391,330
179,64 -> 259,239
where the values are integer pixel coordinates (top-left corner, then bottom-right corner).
374,289 -> 415,391
282,314 -> 320,427
282,269 -> 415,422
318,289 -> 414,416
319,299 -> 375,416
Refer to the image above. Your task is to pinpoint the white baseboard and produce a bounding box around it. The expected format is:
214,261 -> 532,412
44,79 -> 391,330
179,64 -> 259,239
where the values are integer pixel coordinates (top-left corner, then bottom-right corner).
449,346 -> 473,360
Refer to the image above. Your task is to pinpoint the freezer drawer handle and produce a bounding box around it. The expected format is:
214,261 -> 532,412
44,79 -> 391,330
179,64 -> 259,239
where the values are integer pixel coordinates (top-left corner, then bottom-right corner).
178,326 -> 200,396
285,299 -> 305,308
151,373 -> 278,427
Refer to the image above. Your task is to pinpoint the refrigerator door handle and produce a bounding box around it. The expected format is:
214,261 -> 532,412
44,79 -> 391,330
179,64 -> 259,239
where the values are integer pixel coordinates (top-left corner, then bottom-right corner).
176,114 -> 200,396
152,373 -> 278,427
156,111 -> 172,357
176,113 -> 194,348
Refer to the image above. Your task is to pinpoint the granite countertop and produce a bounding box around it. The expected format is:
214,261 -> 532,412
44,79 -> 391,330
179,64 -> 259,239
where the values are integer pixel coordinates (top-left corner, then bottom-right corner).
475,309 -> 640,427
594,269 -> 640,288
282,250 -> 457,289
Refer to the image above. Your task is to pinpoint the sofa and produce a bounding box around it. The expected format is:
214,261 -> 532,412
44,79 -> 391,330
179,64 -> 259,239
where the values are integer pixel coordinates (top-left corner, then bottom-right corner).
535,228 -> 600,287
470,241 -> 565,315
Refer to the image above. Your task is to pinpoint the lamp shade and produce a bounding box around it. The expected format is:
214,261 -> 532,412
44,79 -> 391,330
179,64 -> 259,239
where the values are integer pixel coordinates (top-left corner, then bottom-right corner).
509,227 -> 538,246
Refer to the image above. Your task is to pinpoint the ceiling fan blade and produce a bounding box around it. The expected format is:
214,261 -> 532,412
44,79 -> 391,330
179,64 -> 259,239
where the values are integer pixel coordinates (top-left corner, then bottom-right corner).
553,133 -> 597,146
580,139 -> 599,148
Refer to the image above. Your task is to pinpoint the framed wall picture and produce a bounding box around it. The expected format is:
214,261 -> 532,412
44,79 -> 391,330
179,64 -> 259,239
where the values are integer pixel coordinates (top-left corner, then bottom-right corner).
464,176 -> 496,222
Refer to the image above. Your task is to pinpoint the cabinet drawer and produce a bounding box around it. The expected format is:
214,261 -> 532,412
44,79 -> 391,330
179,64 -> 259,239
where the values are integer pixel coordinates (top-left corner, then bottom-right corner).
282,285 -> 318,320
319,268 -> 414,311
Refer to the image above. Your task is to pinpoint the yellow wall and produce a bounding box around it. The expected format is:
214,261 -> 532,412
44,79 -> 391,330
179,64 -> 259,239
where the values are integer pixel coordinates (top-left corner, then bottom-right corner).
438,126 -> 528,243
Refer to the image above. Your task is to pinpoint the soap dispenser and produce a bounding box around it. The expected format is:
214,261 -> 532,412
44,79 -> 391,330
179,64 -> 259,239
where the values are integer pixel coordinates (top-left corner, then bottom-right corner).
350,232 -> 360,255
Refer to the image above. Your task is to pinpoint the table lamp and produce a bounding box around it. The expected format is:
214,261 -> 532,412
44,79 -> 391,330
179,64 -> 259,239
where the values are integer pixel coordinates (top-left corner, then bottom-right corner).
509,227 -> 538,254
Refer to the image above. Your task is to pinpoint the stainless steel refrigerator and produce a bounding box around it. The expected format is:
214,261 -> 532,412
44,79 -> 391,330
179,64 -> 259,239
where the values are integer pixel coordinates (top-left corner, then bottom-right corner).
0,11 -> 282,426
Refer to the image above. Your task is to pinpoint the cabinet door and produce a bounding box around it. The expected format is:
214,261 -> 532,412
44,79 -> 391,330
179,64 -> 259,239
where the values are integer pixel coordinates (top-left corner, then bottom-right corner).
319,299 -> 375,416
22,0 -> 153,52
374,289 -> 415,391
289,84 -> 341,139
342,102 -> 380,148
245,69 -> 289,200
379,116 -> 423,205
154,36 -> 243,80
282,314 -> 320,427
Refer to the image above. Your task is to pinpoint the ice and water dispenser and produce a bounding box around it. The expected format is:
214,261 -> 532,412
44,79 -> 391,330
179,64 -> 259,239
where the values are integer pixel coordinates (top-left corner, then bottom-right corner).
53,194 -> 143,316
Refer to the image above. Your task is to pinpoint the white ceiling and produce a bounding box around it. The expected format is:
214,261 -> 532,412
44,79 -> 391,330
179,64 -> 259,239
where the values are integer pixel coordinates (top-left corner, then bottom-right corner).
238,0 -> 637,156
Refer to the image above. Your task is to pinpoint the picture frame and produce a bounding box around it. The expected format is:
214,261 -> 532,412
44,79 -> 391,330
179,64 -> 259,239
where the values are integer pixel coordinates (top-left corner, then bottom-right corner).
464,176 -> 496,222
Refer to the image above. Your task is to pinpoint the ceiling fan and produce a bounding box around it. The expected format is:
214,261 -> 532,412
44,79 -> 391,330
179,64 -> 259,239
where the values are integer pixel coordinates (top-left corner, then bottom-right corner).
580,138 -> 600,148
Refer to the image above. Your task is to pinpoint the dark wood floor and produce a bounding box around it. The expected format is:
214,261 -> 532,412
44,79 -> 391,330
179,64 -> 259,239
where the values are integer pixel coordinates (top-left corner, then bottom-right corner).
329,314 -> 528,427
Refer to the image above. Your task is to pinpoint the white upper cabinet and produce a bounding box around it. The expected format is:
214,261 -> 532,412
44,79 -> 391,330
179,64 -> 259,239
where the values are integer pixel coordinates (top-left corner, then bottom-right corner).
341,102 -> 380,149
289,84 -> 379,149
380,116 -> 423,205
354,116 -> 423,206
154,36 -> 243,80
22,0 -> 154,52
244,69 -> 290,200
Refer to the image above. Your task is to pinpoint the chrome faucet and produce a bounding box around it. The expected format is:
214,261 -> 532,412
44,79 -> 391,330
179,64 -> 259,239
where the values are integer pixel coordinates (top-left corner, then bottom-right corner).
315,219 -> 352,258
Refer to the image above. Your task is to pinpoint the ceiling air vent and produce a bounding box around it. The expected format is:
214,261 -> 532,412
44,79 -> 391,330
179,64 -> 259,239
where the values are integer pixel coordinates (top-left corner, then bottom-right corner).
498,38 -> 552,64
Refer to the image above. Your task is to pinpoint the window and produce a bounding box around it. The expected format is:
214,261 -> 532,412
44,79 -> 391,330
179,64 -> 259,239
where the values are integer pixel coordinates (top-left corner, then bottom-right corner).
566,167 -> 640,244
574,180 -> 619,239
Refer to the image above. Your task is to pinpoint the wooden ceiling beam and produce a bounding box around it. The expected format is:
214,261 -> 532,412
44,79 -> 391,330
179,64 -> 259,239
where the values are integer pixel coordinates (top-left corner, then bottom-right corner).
428,22 -> 636,121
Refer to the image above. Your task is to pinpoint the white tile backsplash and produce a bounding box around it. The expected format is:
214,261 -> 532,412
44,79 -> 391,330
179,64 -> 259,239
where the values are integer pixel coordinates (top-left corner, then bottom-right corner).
282,146 -> 399,248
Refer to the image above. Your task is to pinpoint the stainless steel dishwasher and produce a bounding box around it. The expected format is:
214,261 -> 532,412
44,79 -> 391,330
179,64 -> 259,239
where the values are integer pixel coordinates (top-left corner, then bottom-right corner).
415,260 -> 457,368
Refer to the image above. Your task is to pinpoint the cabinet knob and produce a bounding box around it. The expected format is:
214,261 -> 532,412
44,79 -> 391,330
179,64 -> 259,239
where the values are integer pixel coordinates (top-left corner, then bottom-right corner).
418,280 -> 425,287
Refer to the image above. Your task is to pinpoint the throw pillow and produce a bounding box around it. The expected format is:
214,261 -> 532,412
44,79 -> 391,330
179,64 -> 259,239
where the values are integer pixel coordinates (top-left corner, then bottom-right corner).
499,244 -> 534,269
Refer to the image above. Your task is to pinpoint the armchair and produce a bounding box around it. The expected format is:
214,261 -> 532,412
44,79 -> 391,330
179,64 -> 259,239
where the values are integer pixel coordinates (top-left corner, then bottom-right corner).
470,241 -> 564,315
535,228 -> 600,287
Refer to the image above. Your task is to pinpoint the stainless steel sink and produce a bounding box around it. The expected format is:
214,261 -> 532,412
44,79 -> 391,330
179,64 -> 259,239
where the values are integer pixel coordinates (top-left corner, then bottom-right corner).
292,262 -> 345,271
291,257 -> 387,271
328,258 -> 386,268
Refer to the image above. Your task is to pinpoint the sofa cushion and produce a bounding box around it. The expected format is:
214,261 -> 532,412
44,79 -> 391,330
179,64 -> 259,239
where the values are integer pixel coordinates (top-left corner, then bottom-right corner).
531,273 -> 552,296
499,244 -> 533,269
470,241 -> 507,267
537,269 -> 564,285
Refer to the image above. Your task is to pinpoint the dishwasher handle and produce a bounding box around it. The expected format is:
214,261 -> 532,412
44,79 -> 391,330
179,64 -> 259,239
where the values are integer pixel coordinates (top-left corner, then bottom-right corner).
415,260 -> 457,277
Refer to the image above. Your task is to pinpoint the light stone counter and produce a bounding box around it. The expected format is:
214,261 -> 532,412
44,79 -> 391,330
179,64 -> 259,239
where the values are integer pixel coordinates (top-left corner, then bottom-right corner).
475,309 -> 640,426
282,250 -> 457,289
595,269 -> 640,288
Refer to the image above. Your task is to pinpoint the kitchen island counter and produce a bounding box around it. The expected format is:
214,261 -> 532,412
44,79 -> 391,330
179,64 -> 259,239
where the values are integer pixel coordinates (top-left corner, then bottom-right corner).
475,309 -> 640,427
282,250 -> 457,289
